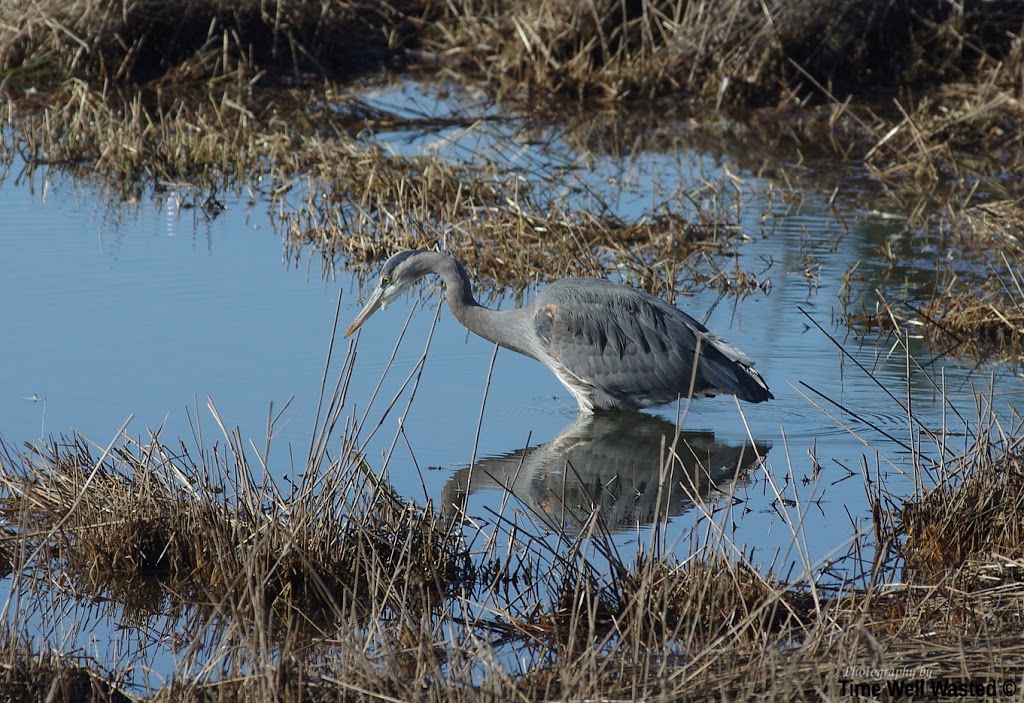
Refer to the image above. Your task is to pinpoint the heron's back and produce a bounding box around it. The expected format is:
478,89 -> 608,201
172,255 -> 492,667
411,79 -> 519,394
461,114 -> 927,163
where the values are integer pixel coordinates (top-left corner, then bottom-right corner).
527,278 -> 772,411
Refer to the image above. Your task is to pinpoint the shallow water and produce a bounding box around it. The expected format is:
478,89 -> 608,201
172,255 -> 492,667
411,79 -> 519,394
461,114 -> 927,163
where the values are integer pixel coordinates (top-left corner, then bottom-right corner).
2,80 -> 1022,685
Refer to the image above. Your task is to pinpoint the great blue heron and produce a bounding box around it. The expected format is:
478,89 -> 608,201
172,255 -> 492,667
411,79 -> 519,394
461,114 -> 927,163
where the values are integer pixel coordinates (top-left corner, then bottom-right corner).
345,250 -> 773,412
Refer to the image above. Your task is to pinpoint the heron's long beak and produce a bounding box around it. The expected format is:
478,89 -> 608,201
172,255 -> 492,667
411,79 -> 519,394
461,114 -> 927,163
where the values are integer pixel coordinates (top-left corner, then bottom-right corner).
345,287 -> 385,337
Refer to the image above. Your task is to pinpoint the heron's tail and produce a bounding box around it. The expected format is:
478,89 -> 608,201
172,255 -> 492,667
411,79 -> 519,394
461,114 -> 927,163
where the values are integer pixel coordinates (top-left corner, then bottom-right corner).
736,364 -> 774,403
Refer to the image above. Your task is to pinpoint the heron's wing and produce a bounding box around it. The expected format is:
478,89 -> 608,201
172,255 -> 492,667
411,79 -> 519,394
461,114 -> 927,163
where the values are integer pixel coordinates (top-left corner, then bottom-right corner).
532,280 -> 767,406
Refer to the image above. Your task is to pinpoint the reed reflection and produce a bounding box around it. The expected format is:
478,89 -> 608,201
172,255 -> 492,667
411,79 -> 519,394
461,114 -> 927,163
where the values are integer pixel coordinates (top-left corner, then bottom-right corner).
442,412 -> 769,533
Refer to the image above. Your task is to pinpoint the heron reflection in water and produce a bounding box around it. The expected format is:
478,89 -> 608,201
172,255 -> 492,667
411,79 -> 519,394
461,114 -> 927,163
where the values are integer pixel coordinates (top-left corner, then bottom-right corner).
441,412 -> 770,533
346,250 -> 773,413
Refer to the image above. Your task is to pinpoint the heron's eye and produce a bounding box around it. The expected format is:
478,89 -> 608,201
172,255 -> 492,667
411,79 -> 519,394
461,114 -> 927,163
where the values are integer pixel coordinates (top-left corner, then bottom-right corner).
381,275 -> 392,287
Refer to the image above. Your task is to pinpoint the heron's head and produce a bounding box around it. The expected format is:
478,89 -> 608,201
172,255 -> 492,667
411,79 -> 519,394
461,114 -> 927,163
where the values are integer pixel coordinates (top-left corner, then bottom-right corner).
344,250 -> 434,336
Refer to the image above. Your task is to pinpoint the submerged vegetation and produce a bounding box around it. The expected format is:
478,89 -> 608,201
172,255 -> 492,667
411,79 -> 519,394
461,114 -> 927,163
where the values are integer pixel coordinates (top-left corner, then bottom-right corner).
2,0 -> 1024,699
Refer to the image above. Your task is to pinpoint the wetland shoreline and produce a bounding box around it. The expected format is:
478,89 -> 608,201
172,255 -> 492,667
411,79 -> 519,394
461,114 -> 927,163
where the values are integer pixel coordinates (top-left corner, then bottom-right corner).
2,1 -> 1024,700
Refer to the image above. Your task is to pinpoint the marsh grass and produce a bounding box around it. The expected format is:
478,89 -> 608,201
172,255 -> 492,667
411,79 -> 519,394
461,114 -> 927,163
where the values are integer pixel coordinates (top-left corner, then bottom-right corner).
4,0 -> 1024,195
4,1 -> 1024,698
847,233 -> 1024,363
1,430 -> 468,619
3,73 -> 765,301
0,425 -> 828,701
0,419 -> 809,700
902,449 -> 1024,586
3,0 -> 1023,324
5,0 -> 1022,107
284,155 -> 755,300
4,333 -> 1024,700
0,0 -> 407,86
415,0 -> 1024,208
0,634 -> 132,703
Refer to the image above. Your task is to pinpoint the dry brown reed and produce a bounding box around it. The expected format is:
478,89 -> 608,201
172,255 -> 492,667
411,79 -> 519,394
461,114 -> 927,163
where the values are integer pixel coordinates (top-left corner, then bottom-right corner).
5,0 -> 1022,105
848,243 -> 1024,362
422,0 -> 1024,107
5,393 -> 1024,701
0,634 -> 132,703
0,422 -> 807,701
0,425 -> 469,625
3,0 -> 1023,178
0,0 -> 405,86
901,437 -> 1024,586
283,157 -> 751,300
866,409 -> 1024,673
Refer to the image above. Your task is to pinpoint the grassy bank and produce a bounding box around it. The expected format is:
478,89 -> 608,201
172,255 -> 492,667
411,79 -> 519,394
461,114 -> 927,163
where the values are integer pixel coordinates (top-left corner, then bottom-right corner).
3,0 -> 1022,164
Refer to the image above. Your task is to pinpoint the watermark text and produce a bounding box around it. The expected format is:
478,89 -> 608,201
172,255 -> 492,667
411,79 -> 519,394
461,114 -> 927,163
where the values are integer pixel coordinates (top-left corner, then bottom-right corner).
836,670 -> 1016,699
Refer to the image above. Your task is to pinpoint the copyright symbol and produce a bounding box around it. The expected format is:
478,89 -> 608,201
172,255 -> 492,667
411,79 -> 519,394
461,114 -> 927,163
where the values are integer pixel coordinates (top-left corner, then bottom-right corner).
1004,680 -> 1016,696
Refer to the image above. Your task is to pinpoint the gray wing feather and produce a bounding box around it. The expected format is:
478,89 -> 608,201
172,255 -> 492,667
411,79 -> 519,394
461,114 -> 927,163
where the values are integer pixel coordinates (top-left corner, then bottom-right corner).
532,279 -> 770,409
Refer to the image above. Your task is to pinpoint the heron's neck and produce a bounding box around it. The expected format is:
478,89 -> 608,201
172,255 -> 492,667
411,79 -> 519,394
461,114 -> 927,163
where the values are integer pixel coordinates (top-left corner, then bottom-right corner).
431,253 -> 533,357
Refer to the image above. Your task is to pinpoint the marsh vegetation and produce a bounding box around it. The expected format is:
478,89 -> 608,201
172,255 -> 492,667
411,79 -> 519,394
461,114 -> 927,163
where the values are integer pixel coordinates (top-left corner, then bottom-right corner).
2,0 -> 1024,700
